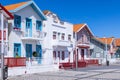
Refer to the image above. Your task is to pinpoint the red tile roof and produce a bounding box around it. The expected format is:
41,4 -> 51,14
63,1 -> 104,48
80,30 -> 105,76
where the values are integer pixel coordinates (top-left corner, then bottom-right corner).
73,24 -> 85,32
4,2 -> 27,11
96,37 -> 113,45
43,10 -> 51,15
115,39 -> 120,46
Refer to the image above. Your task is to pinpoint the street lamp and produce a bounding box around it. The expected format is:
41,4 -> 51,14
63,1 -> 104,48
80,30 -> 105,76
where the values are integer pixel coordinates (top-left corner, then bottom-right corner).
104,37 -> 109,66
75,32 -> 78,70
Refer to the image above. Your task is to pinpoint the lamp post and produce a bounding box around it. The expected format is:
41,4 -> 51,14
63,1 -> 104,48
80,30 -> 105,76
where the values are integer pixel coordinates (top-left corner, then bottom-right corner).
75,32 -> 78,70
105,37 -> 109,66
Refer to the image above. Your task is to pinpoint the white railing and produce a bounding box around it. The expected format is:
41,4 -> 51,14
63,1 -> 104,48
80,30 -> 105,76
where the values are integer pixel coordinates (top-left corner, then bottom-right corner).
22,29 -> 46,40
52,39 -> 72,47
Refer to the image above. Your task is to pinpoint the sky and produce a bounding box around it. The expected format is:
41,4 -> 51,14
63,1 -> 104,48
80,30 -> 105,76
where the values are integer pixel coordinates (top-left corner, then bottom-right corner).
1,0 -> 120,38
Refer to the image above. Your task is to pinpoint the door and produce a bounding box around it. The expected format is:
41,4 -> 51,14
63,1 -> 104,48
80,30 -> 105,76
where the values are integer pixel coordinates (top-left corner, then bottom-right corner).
26,44 -> 32,58
81,49 -> 84,60
14,43 -> 21,57
36,45 -> 42,64
26,18 -> 32,37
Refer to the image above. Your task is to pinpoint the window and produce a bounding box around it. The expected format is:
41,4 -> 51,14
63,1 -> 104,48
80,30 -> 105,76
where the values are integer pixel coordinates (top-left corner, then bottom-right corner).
68,34 -> 71,41
60,21 -> 64,25
61,33 -> 65,40
58,51 -> 60,59
14,43 -> 21,58
14,15 -> 21,28
82,35 -> 84,43
58,33 -> 60,40
36,21 -> 42,31
53,32 -> 57,40
68,52 -> 70,62
53,51 -> 56,59
62,51 -> 65,60
53,15 -> 58,23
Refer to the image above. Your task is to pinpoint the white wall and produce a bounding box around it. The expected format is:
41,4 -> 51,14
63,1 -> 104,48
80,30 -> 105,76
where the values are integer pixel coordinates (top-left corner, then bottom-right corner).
43,13 -> 74,64
8,5 -> 44,58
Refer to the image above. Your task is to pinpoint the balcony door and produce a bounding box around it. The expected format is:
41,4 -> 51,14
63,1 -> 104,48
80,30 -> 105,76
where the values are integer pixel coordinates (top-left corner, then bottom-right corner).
26,44 -> 32,58
26,18 -> 32,37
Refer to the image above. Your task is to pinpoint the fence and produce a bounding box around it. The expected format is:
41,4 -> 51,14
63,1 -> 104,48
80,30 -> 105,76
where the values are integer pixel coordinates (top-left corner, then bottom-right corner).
59,59 -> 99,69
4,57 -> 26,67
85,59 -> 99,65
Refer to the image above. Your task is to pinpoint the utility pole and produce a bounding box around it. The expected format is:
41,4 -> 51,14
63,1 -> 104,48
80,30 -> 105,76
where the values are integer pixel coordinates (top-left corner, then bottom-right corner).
0,12 -> 4,80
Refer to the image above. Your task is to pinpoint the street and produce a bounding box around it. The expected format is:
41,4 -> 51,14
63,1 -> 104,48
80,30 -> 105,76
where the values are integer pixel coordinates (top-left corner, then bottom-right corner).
7,64 -> 120,80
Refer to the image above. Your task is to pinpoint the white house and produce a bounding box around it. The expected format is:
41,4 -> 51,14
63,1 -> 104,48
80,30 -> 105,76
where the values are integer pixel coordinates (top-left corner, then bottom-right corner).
0,4 -> 13,55
5,1 -> 46,65
43,10 -> 74,65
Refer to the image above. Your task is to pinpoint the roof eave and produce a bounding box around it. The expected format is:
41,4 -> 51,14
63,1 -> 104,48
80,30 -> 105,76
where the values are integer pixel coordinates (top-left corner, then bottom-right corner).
0,4 -> 14,19
8,1 -> 46,20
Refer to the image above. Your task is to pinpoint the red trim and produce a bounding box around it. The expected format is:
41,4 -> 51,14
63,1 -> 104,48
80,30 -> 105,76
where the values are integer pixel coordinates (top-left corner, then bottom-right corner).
77,46 -> 90,48
0,4 -> 14,19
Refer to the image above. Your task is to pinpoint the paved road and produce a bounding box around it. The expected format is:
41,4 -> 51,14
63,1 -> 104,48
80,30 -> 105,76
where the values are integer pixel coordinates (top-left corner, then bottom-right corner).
7,64 -> 120,80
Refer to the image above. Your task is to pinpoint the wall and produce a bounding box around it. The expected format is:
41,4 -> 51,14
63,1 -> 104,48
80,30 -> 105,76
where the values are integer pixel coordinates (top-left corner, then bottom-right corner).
43,13 -> 73,64
8,5 -> 43,58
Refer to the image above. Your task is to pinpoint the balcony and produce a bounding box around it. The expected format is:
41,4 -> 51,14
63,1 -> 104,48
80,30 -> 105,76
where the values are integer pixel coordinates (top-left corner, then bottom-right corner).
77,41 -> 90,48
21,29 -> 45,41
52,40 -> 72,47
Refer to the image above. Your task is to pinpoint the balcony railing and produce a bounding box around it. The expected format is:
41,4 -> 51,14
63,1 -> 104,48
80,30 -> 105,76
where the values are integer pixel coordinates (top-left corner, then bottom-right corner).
52,39 -> 72,47
21,29 -> 45,41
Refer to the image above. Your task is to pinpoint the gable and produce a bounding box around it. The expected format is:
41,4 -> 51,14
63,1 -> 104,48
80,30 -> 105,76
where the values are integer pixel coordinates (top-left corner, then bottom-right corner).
14,5 -> 42,20
4,1 -> 46,20
74,24 -> 93,37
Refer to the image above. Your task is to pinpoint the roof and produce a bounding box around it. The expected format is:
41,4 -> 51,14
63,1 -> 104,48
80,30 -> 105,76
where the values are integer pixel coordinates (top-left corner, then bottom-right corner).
115,38 -> 120,46
73,24 -> 85,32
73,24 -> 94,36
4,2 -> 27,11
43,10 -> 51,15
4,1 -> 46,20
0,4 -> 14,19
96,37 -> 114,45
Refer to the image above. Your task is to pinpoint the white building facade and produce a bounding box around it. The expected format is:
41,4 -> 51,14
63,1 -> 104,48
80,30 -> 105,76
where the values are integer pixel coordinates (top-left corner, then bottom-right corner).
5,1 -> 47,64
43,11 -> 74,64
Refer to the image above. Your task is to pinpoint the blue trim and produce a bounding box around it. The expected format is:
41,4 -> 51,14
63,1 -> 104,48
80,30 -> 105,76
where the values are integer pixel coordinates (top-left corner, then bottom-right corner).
9,1 -> 46,20
14,43 -> 21,57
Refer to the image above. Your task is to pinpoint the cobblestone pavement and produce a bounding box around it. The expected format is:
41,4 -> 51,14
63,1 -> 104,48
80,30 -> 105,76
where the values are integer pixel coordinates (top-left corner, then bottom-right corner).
6,64 -> 120,80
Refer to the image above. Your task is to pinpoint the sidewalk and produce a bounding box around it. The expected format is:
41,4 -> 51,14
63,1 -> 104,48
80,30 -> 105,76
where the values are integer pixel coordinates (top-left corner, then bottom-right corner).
7,68 -> 120,80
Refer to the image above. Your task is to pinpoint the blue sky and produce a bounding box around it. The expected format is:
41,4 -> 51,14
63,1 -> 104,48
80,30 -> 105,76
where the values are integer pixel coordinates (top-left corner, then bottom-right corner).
1,0 -> 120,38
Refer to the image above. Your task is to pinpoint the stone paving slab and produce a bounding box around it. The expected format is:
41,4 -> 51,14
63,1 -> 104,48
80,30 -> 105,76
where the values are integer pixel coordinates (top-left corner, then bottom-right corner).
3,64 -> 120,80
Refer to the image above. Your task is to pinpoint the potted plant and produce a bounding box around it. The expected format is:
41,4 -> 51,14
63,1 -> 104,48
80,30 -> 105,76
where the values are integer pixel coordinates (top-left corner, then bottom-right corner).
33,51 -> 38,57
